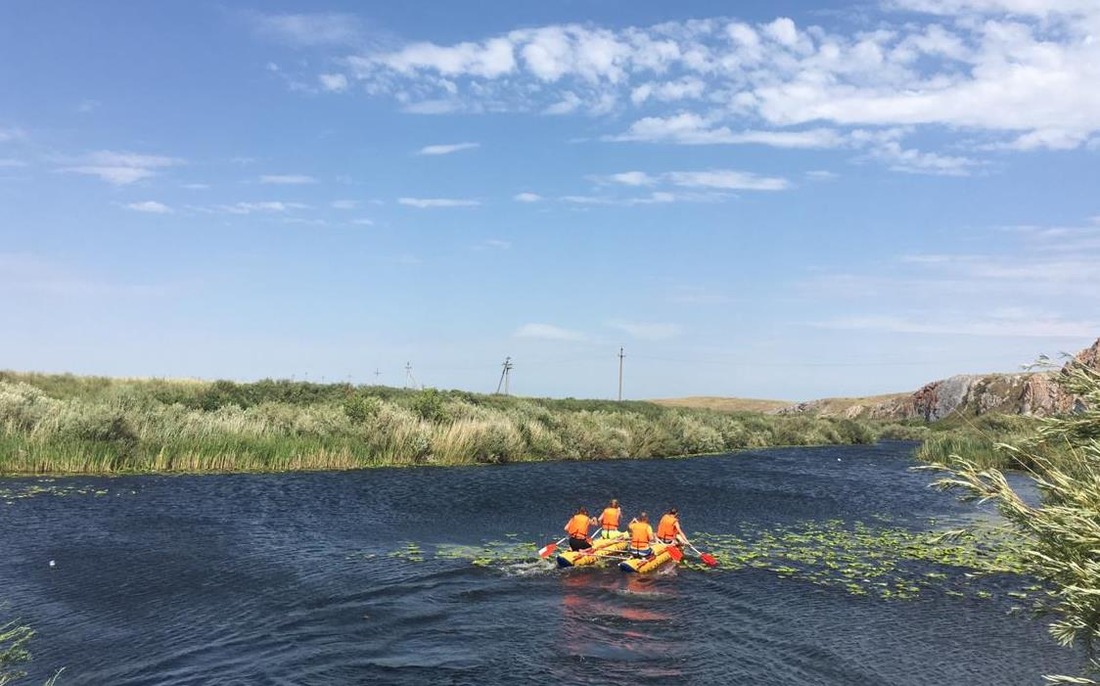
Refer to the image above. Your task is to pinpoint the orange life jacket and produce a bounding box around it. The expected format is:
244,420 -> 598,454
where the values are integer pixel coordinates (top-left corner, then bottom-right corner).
657,514 -> 679,540
599,507 -> 621,529
565,513 -> 590,538
629,520 -> 653,548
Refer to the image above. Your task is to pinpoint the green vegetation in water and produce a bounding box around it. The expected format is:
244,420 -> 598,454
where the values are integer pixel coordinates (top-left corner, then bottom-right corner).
922,360 -> 1100,684
345,520 -> 1040,604
0,480 -> 116,505
0,371 -> 897,476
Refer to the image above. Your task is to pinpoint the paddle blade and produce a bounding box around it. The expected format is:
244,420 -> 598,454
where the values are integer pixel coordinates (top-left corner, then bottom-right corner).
538,543 -> 557,559
700,552 -> 718,567
668,545 -> 684,562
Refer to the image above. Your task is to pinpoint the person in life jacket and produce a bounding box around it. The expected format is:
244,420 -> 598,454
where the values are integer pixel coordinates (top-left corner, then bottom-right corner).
627,512 -> 656,558
597,499 -> 622,539
656,508 -> 687,545
564,506 -> 596,551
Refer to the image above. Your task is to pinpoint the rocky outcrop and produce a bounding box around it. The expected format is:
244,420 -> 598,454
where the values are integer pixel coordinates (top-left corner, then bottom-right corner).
776,337 -> 1100,422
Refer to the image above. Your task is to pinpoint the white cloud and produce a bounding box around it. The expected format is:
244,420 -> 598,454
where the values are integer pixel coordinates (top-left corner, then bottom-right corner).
351,218 -> 375,226
319,7 -> 1100,172
514,323 -> 589,342
597,169 -> 789,192
60,150 -> 183,185
514,192 -> 542,202
610,114 -> 847,148
667,169 -> 789,191
416,142 -> 480,155
331,199 -> 358,209
398,197 -> 480,208
607,171 -> 655,186
217,201 -> 308,215
77,99 -> 100,113
260,174 -> 317,184
182,183 -> 210,190
607,320 -> 683,340
0,158 -> 27,168
123,201 -> 172,214
806,170 -> 838,180
319,73 -> 349,92
250,12 -> 361,48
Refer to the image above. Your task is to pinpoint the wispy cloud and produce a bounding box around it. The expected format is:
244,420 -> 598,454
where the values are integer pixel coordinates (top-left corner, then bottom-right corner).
416,142 -> 480,156
514,323 -> 589,342
249,12 -> 362,48
607,320 -> 683,341
318,73 -> 349,92
259,174 -> 317,184
0,252 -> 170,299
398,197 -> 480,208
474,239 -> 511,250
59,150 -> 183,185
513,192 -> 543,202
331,199 -> 358,209
595,169 -> 789,192
0,158 -> 27,168
122,201 -> 172,214
216,201 -> 308,215
0,127 -> 26,143
820,312 -> 1098,339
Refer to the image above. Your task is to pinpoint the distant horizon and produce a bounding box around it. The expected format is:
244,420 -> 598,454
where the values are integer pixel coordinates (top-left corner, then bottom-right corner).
3,1 -> 1098,401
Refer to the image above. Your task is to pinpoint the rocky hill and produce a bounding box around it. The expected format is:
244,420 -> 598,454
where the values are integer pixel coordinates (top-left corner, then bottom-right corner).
775,338 -> 1100,421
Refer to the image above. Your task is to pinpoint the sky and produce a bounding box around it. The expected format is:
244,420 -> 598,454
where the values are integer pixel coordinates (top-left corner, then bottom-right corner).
1,0 -> 1099,402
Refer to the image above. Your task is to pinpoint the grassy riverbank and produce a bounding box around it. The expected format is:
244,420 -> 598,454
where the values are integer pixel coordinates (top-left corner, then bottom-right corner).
923,362 -> 1100,683
0,371 -> 901,476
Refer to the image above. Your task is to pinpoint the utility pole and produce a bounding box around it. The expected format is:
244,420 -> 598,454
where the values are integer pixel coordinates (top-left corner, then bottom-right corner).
496,356 -> 513,395
404,362 -> 420,390
374,368 -> 381,382
617,347 -> 625,401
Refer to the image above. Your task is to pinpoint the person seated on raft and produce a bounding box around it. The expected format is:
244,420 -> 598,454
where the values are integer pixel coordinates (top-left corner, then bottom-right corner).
656,507 -> 687,546
564,506 -> 596,551
597,498 -> 622,539
627,512 -> 656,559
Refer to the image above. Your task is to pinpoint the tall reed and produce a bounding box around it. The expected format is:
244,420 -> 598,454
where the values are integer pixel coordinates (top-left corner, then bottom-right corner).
925,362 -> 1100,684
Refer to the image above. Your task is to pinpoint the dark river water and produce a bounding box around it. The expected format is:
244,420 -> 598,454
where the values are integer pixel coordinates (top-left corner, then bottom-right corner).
0,442 -> 1082,685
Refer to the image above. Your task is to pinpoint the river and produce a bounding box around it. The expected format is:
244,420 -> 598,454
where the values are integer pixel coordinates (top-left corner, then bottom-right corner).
0,442 -> 1081,684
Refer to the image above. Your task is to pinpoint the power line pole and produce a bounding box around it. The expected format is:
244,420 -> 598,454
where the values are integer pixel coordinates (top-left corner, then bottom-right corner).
618,347 -> 625,401
496,356 -> 513,395
374,368 -> 381,383
404,362 -> 420,390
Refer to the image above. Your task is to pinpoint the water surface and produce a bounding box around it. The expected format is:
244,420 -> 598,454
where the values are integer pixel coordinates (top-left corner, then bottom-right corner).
0,442 -> 1080,684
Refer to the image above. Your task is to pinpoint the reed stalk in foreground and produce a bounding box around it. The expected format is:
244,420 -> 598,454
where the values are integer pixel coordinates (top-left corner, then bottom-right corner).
926,362 -> 1100,684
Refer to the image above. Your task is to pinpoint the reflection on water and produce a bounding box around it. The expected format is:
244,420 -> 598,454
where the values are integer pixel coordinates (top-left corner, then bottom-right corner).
556,571 -> 683,683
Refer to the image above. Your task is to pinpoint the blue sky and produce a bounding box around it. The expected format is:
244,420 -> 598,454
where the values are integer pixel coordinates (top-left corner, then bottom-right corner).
2,1 -> 1098,401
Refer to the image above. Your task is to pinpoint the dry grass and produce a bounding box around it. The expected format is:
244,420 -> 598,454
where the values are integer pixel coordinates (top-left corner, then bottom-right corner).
649,396 -> 792,413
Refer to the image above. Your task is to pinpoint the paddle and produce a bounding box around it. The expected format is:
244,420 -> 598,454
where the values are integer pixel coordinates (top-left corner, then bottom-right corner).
684,539 -> 718,567
538,537 -> 567,559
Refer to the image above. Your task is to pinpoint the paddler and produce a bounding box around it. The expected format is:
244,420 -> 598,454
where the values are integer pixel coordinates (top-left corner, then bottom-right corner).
627,512 -> 656,558
597,498 -> 622,539
563,506 -> 596,551
656,507 -> 687,546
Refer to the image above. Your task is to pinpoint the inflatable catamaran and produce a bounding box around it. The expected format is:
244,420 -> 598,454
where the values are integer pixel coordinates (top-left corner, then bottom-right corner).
553,534 -> 684,574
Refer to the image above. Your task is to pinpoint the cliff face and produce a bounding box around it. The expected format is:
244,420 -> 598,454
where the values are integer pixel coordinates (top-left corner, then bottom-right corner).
777,338 -> 1100,421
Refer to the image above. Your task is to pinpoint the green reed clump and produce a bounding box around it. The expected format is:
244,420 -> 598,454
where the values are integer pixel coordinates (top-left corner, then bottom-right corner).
927,361 -> 1100,684
1,370 -> 931,476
